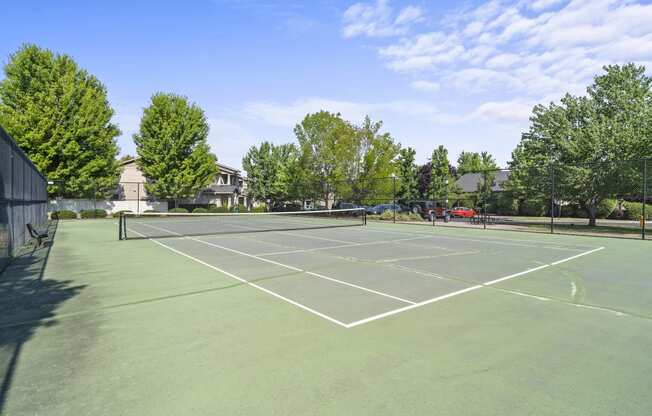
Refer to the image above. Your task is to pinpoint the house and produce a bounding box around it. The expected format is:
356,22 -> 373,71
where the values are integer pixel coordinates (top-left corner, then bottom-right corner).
455,170 -> 511,193
116,159 -> 250,210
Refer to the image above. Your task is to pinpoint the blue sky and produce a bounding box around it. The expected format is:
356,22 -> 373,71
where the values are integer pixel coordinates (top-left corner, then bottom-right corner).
3,0 -> 652,170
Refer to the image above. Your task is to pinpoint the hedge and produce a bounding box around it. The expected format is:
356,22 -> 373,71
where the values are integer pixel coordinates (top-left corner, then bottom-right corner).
169,207 -> 189,213
208,206 -> 230,213
51,210 -> 77,219
378,211 -> 423,221
192,207 -> 208,213
80,209 -> 108,219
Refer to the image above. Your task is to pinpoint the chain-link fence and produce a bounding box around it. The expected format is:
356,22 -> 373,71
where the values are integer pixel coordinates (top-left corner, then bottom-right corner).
1,126 -> 48,270
319,160 -> 650,240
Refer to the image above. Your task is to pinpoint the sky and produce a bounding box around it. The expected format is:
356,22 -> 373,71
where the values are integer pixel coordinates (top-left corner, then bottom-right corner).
2,0 -> 652,170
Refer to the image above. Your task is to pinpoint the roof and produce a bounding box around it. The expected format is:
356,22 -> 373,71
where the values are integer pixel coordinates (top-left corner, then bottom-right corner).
205,184 -> 242,194
455,170 -> 511,193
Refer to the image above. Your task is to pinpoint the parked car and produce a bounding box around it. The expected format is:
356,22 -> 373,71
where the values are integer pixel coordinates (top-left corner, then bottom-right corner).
333,202 -> 360,210
366,203 -> 403,215
408,200 -> 445,221
450,206 -> 476,218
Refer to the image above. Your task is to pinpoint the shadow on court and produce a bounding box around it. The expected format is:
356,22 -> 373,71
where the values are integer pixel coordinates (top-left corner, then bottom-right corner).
0,222 -> 84,415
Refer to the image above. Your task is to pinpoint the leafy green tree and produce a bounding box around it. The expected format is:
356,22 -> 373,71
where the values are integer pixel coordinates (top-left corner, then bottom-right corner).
133,93 -> 217,205
349,116 -> 400,205
294,111 -> 357,205
0,44 -> 120,197
242,141 -> 299,210
396,147 -> 419,203
508,64 -> 652,226
476,151 -> 499,209
456,151 -> 483,176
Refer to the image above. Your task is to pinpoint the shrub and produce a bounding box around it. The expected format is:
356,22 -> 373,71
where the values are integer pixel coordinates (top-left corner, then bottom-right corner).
518,199 -> 547,217
596,198 -> 618,219
623,201 -> 652,220
80,209 -> 108,219
169,207 -> 189,213
192,207 -> 208,213
51,210 -> 77,219
251,206 -> 267,213
378,211 -> 423,221
144,209 -> 159,213
208,206 -> 230,213
494,193 -> 518,215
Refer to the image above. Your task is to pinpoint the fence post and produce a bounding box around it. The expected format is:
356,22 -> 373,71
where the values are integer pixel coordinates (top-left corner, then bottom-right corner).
550,163 -> 555,234
392,175 -> 396,223
643,159 -> 647,240
137,183 -> 140,214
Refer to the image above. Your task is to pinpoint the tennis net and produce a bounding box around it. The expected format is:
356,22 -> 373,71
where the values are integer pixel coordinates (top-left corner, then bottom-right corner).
118,208 -> 366,240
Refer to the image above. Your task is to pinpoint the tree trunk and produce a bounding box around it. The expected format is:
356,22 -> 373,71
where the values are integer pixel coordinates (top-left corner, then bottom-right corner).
587,204 -> 597,227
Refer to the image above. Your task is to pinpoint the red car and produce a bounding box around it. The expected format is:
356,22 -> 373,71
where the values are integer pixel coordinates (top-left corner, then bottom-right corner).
450,207 -> 476,218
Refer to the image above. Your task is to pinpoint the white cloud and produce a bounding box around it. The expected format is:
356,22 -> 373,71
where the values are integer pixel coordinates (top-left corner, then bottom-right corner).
470,99 -> 534,122
342,0 -> 424,38
410,80 -> 440,92
529,0 -> 567,12
356,0 -> 652,100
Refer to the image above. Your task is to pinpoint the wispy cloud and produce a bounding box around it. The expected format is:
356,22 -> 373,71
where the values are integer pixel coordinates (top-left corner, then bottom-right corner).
342,0 -> 424,38
351,0 -> 652,100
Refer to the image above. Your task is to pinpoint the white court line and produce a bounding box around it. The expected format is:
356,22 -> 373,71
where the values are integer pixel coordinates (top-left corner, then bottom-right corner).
378,250 -> 480,264
126,228 -> 350,328
361,225 -> 595,252
139,222 -> 416,305
254,235 -> 433,257
345,246 -> 605,328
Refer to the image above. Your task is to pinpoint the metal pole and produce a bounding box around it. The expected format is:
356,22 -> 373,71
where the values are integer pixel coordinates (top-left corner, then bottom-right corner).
643,159 -> 647,240
137,182 -> 140,214
550,163 -> 555,234
93,182 -> 97,218
392,176 -> 396,223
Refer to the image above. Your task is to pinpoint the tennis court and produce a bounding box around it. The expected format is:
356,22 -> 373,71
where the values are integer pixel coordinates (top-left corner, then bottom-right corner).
1,213 -> 651,415
119,210 -> 608,328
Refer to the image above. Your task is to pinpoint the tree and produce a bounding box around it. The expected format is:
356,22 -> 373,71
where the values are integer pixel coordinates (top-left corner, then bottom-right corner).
509,64 -> 652,226
294,111 -> 357,205
456,151 -> 483,176
430,145 -> 453,199
348,116 -> 400,205
396,147 -> 419,203
0,44 -> 120,197
133,93 -> 217,205
242,141 -> 299,210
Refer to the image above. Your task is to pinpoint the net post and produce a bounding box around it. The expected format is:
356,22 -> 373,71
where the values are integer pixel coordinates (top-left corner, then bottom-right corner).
550,163 -> 555,234
363,209 -> 367,226
643,159 -> 647,240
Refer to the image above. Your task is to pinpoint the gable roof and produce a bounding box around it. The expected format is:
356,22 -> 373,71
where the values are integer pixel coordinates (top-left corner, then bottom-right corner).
455,170 -> 511,193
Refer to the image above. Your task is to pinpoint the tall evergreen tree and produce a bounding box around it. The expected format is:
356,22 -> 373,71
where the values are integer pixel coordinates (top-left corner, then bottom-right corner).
396,147 -> 419,203
133,93 -> 218,205
430,145 -> 455,199
0,44 -> 120,197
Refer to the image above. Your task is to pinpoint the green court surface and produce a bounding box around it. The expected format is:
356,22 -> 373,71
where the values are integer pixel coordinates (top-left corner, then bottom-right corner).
1,219 -> 651,415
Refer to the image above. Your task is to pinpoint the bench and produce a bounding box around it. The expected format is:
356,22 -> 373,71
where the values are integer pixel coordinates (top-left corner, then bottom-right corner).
26,223 -> 49,246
